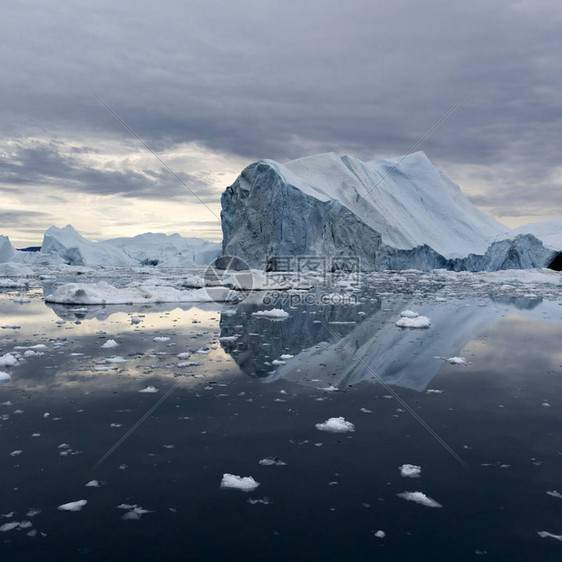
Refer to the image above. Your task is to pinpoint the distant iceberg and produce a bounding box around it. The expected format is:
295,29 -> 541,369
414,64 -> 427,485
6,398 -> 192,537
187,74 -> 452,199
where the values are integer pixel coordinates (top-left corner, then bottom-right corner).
220,152 -> 562,271
0,225 -> 221,267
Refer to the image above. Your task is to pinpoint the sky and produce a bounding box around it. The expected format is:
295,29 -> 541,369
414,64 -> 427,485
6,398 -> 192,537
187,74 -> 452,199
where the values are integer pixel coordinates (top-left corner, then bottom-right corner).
1,0 -> 561,246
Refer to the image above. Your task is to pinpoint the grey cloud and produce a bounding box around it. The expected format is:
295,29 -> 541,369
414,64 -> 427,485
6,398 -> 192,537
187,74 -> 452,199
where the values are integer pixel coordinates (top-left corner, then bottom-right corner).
0,0 -> 560,221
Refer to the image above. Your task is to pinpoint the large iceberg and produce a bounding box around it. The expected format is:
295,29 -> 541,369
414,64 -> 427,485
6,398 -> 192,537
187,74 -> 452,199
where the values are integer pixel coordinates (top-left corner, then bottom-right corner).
221,152 -> 561,271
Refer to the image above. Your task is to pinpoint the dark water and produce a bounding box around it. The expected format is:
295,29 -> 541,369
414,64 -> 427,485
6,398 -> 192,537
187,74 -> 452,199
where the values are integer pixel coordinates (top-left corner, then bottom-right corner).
1,290 -> 562,561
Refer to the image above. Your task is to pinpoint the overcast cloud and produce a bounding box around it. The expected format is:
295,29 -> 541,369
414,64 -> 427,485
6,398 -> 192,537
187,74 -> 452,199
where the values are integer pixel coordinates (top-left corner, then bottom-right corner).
1,0 -> 561,244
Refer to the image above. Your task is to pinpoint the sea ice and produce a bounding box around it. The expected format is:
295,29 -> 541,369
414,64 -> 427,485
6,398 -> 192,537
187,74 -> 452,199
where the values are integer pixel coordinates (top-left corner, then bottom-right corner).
57,499 -> 87,512
395,315 -> 431,329
220,473 -> 260,492
399,464 -> 422,478
315,417 -> 355,433
251,309 -> 289,320
397,491 -> 442,508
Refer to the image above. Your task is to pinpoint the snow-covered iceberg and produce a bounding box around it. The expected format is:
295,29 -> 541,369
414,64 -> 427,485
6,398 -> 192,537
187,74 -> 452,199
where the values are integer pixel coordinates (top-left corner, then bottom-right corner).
221,152 -> 562,271
0,225 -> 221,267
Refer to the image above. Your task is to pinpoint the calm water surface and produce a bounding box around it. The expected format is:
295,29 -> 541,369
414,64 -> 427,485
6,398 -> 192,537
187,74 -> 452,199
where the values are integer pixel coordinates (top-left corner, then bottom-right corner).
1,285 -> 562,561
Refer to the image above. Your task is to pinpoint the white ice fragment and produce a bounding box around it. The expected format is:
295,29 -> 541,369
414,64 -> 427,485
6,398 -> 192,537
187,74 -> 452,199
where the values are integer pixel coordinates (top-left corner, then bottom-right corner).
400,310 -> 419,318
279,354 -> 294,360
397,491 -> 442,508
546,490 -> 562,499
374,530 -> 386,538
0,372 -> 11,382
85,480 -> 100,487
0,354 -> 18,367
139,386 -> 158,393
9,450 -> 22,456
131,316 -> 142,324
101,339 -> 119,349
251,309 -> 289,320
220,473 -> 260,492
537,531 -> 562,541
395,316 -> 431,329
153,336 -> 170,342
446,356 -> 467,365
258,457 -> 287,466
57,499 -> 87,512
315,417 -> 355,433
176,352 -> 191,359
399,464 -> 422,478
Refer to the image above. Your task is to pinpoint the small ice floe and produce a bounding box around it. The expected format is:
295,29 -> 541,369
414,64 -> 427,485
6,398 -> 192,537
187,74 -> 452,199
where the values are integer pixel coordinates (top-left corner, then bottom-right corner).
0,521 -> 32,532
400,310 -> 419,318
399,464 -> 421,478
360,407 -> 372,413
101,339 -> 119,349
0,353 -> 18,367
315,417 -> 355,433
446,356 -> 467,365
258,457 -> 287,466
537,531 -> 562,541
196,348 -> 210,354
397,491 -> 442,508
57,499 -> 87,512
0,372 -> 11,382
105,356 -> 128,364
219,336 -> 238,342
280,354 -> 294,360
373,530 -> 386,539
153,336 -> 170,342
395,312 -> 431,329
177,352 -> 191,359
117,504 -> 152,520
139,386 -> 158,393
220,473 -> 260,492
9,450 -> 22,456
319,385 -> 340,392
426,389 -> 444,394
247,497 -> 271,505
177,361 -> 199,367
251,309 -> 289,320
271,359 -> 286,366
25,509 -> 41,517
130,316 -> 142,325
14,344 -> 48,351
85,480 -> 100,488
546,490 -> 562,499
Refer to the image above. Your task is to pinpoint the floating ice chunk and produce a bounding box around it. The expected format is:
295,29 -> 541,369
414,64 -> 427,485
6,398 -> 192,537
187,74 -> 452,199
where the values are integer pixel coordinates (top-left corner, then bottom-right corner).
397,491 -> 442,508
153,336 -> 170,342
177,352 -> 191,359
220,473 -> 260,492
105,356 -> 128,364
131,316 -> 142,324
0,354 -> 18,368
58,499 -> 87,512
85,480 -> 100,487
271,359 -> 286,366
399,464 -> 422,478
139,386 -> 158,393
101,339 -> 119,349
251,309 -> 289,320
400,310 -> 419,318
315,417 -> 355,433
14,344 -> 47,350
9,450 -> 22,456
537,531 -> 562,541
219,336 -> 238,342
117,504 -> 152,520
279,354 -> 294,360
0,522 -> 21,532
446,356 -> 467,365
0,372 -> 11,382
546,490 -> 562,499
247,497 -> 272,505
395,315 -> 431,329
177,361 -> 199,367
374,530 -> 386,538
258,457 -> 287,466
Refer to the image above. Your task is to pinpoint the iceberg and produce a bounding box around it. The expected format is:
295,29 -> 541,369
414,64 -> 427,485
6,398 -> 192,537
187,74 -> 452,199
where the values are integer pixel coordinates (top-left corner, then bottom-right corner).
0,225 -> 220,267
221,152 -> 562,271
